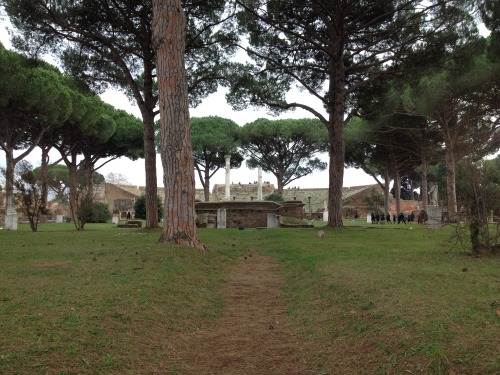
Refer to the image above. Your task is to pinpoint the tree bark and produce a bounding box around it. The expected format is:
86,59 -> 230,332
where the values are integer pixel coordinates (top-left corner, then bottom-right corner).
4,148 -> 14,214
276,171 -> 284,195
40,147 -> 50,223
444,140 -> 458,220
327,39 -> 346,228
383,166 -> 391,216
421,159 -> 428,213
153,0 -> 204,249
141,112 -> 159,228
419,119 -> 429,212
204,167 -> 210,202
391,150 -> 401,216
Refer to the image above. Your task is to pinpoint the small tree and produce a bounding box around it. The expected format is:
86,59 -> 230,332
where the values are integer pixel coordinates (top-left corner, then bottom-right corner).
80,202 -> 112,223
10,161 -> 45,232
264,193 -> 284,202
191,116 -> 243,201
239,118 -> 328,194
451,158 -> 500,254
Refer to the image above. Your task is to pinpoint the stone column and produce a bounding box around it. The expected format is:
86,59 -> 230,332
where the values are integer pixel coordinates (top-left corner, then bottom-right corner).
4,195 -> 18,231
217,208 -> 227,228
427,206 -> 443,229
257,166 -> 263,200
267,213 -> 278,228
224,155 -> 231,201
323,200 -> 328,222
56,209 -> 64,224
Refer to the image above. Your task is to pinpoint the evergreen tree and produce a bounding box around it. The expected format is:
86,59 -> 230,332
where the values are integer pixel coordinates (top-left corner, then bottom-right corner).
229,0 -> 480,227
3,0 -> 238,229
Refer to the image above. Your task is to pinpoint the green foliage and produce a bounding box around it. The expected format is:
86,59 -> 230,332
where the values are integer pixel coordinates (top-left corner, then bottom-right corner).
239,118 -> 328,193
190,116 -> 244,200
452,157 -> 500,254
82,202 -> 112,224
76,196 -> 93,229
264,193 -> 284,202
480,0 -> 500,60
36,164 -> 69,203
134,195 -> 163,222
191,116 -> 243,168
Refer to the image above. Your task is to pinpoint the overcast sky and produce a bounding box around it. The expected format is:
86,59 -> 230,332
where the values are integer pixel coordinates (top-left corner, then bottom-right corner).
0,15 -> 375,189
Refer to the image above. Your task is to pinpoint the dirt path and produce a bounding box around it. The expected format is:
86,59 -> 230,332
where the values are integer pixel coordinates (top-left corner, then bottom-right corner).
170,252 -> 311,374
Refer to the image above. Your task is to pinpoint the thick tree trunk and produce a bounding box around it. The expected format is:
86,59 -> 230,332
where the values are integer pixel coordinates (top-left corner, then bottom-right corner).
419,120 -> 429,213
67,161 -> 81,230
142,112 -> 159,228
383,166 -> 390,216
4,148 -> 15,214
40,147 -> 50,223
276,171 -> 284,195
327,48 -> 346,228
394,167 -> 401,216
153,0 -> 204,249
421,159 -> 428,213
204,168 -> 210,202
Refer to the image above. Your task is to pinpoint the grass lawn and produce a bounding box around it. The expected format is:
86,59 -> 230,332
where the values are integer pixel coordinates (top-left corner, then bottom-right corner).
0,220 -> 498,374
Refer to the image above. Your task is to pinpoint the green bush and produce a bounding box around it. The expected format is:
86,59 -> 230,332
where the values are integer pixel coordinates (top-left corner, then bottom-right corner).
265,193 -> 284,202
85,202 -> 112,223
134,194 -> 163,222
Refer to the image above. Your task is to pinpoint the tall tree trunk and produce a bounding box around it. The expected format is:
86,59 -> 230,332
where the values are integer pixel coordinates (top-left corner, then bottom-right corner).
444,141 -> 457,220
204,167 -> 210,202
327,43 -> 346,228
393,164 -> 401,216
57,146 -> 83,230
142,112 -> 159,228
383,166 -> 390,216
67,161 -> 80,230
421,159 -> 428,213
388,147 -> 402,215
153,0 -> 204,249
420,119 -> 429,213
4,147 -> 15,215
40,147 -> 50,223
276,171 -> 284,195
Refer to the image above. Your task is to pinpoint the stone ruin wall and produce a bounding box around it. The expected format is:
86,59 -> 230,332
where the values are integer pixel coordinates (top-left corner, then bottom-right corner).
227,210 -> 268,228
207,184 -> 328,214
205,183 -> 421,219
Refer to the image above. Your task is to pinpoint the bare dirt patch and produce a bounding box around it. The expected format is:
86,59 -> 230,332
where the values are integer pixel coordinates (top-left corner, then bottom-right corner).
169,252 -> 311,374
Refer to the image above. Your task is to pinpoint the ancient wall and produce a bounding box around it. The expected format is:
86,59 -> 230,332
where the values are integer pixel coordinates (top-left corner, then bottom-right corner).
94,182 -> 422,221
196,201 -> 282,228
278,201 -> 306,219
94,184 -> 140,213
210,183 -> 275,202
210,184 -> 328,213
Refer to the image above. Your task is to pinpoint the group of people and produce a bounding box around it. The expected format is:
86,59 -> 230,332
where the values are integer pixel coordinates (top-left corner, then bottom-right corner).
370,211 -> 416,224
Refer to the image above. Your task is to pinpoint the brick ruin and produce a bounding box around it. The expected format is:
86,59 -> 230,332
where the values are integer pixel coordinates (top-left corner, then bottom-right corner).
195,200 -> 306,228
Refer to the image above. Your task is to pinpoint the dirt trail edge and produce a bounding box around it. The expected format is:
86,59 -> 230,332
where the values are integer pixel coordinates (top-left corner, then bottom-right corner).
170,253 -> 314,375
